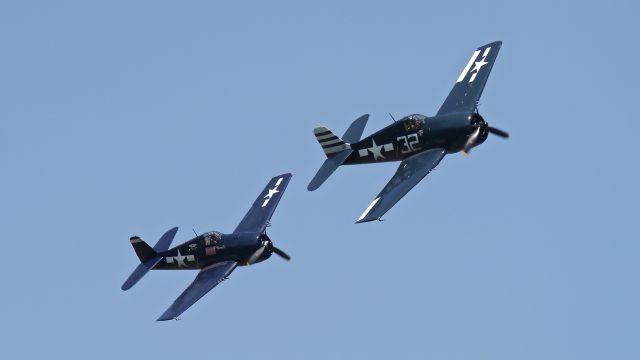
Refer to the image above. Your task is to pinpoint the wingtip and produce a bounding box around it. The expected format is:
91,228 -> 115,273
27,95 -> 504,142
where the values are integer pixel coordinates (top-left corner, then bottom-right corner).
477,41 -> 502,50
354,217 -> 376,224
356,197 -> 381,223
121,282 -> 131,291
275,172 -> 293,179
156,313 -> 173,321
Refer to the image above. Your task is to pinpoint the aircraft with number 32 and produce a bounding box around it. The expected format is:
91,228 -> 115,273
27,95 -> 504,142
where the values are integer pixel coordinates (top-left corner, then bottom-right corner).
122,173 -> 292,321
308,41 -> 509,223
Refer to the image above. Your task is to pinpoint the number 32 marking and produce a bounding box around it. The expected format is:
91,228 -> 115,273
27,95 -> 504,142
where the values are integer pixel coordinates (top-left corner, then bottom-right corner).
397,133 -> 421,154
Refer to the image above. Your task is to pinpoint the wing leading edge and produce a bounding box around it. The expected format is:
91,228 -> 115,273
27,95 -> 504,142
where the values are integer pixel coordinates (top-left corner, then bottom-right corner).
157,261 -> 237,321
356,148 -> 447,223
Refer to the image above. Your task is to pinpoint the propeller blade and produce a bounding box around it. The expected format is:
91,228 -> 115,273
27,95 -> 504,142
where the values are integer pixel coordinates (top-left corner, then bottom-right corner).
488,126 -> 509,138
247,245 -> 266,265
463,126 -> 482,154
271,246 -> 291,261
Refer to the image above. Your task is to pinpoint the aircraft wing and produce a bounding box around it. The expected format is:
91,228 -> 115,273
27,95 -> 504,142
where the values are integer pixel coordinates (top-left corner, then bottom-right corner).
157,261 -> 237,321
233,173 -> 292,234
356,148 -> 446,223
437,41 -> 502,116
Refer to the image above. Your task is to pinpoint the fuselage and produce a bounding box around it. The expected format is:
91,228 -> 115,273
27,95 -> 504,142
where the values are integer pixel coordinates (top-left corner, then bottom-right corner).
152,231 -> 271,270
344,112 -> 483,165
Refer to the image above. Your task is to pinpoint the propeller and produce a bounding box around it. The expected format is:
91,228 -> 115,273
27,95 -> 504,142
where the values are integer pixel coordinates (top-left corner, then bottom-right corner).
246,235 -> 291,265
271,246 -> 291,261
488,126 -> 509,138
463,109 -> 509,154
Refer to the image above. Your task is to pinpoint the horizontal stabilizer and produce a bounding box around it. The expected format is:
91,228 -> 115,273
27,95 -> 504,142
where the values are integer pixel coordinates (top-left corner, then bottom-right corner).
341,114 -> 369,143
121,256 -> 162,291
307,148 -> 352,191
153,227 -> 178,252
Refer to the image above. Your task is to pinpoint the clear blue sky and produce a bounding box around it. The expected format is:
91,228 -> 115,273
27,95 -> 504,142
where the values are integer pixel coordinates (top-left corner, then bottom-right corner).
1,1 -> 638,359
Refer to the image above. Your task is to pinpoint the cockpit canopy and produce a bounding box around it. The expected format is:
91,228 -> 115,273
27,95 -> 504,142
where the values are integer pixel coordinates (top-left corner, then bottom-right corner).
202,231 -> 223,246
400,114 -> 426,132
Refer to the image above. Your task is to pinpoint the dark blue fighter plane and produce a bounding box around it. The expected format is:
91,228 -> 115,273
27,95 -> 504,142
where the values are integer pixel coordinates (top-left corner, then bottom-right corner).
308,41 -> 509,223
122,173 -> 292,321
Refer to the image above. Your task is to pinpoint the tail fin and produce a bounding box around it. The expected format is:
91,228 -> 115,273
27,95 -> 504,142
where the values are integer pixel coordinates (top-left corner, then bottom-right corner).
130,236 -> 157,262
308,114 -> 369,191
314,127 -> 350,156
313,114 -> 369,157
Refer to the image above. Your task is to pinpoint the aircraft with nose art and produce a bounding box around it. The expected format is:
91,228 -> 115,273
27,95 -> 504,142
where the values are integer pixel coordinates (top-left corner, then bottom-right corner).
122,173 -> 292,321
308,41 -> 509,223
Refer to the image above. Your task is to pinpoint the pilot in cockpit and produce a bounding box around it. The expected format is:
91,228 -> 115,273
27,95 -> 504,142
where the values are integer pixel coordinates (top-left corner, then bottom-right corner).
203,231 -> 221,246
404,115 -> 425,132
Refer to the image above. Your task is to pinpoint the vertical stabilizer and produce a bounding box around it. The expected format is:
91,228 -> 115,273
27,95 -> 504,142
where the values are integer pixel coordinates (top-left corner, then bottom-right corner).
313,127 -> 350,156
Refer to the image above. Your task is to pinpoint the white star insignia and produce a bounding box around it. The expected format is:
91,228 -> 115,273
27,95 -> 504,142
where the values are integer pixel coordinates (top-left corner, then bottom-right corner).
265,187 -> 279,200
174,250 -> 187,267
367,139 -> 385,160
261,183 -> 282,207
470,58 -> 488,75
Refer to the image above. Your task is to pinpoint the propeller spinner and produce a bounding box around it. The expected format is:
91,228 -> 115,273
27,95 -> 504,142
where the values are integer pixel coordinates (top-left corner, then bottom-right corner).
463,110 -> 509,154
246,235 -> 290,265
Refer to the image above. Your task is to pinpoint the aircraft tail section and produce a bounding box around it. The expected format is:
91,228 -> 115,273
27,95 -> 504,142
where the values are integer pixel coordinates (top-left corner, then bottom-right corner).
312,114 -> 369,157
308,148 -> 352,191
121,256 -> 162,291
341,114 -> 369,143
308,114 -> 369,191
130,236 -> 157,262
121,227 -> 179,291
313,126 -> 350,156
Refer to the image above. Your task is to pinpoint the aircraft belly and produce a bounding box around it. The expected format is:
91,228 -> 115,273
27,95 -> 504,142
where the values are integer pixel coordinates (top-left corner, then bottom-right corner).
198,246 -> 250,267
344,152 -> 400,165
